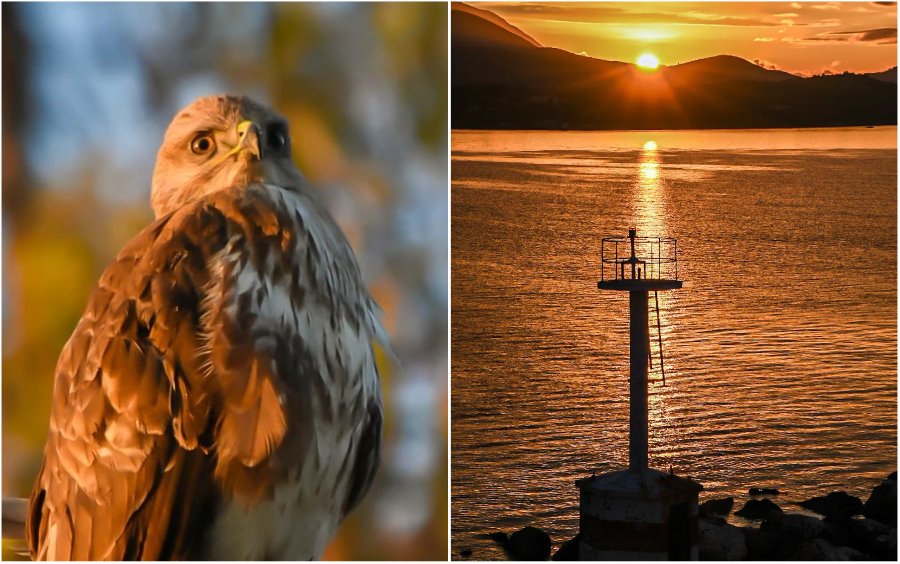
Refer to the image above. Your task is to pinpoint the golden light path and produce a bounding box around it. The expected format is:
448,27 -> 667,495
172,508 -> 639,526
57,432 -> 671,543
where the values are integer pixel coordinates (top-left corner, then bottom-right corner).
634,139 -> 676,441
637,140 -> 662,228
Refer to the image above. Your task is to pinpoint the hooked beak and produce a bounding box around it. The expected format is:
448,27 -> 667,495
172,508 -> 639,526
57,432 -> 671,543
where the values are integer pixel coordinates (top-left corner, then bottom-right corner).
223,119 -> 262,161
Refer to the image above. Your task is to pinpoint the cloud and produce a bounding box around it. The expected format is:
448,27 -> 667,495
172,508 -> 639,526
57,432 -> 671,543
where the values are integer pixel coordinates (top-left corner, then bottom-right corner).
812,27 -> 898,42
482,3 -> 780,27
810,2 -> 841,10
815,61 -> 843,76
775,13 -> 799,18
871,2 -> 897,6
805,18 -> 844,28
791,2 -> 803,8
754,37 -> 776,42
857,27 -> 898,40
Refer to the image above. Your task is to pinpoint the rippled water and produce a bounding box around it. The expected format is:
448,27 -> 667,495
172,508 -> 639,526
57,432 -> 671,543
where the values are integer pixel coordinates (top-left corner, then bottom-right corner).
450,128 -> 897,560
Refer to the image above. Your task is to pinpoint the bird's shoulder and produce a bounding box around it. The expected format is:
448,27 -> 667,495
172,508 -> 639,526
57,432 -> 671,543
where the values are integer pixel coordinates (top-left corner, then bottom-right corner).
112,183 -> 302,275
108,183 -> 369,308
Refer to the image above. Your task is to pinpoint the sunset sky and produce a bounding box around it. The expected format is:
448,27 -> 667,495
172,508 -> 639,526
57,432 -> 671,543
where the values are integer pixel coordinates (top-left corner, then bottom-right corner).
475,1 -> 897,75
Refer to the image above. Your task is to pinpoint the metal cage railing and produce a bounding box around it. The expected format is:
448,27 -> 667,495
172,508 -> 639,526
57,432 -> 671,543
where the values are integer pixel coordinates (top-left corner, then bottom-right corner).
600,233 -> 679,283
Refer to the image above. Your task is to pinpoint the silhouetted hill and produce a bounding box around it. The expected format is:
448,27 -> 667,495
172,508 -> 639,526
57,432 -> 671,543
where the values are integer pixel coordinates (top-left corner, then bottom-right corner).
452,4 -> 631,92
866,67 -> 897,84
452,2 -> 541,48
666,55 -> 797,83
452,5 -> 898,130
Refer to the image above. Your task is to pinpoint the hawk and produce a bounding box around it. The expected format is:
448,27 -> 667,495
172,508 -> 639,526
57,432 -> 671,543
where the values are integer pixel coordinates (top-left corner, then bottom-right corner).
24,95 -> 385,560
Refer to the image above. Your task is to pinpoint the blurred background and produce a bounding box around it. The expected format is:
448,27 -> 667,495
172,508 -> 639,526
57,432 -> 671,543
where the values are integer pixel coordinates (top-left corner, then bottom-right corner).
2,2 -> 447,560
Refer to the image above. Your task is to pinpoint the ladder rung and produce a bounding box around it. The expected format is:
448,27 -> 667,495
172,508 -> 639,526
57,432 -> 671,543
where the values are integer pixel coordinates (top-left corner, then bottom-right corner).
647,292 -> 667,386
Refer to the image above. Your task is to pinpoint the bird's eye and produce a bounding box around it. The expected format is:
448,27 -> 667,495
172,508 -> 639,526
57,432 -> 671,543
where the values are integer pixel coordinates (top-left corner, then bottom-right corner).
267,128 -> 286,152
189,133 -> 216,156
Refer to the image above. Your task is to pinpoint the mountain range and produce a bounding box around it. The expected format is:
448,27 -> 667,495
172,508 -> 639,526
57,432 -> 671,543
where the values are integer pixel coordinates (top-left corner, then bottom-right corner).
452,2 -> 898,130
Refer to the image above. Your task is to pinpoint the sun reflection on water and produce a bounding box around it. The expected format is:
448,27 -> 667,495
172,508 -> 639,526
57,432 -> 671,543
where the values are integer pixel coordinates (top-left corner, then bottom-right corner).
632,139 -> 680,462
636,139 -> 663,231
640,160 -> 659,180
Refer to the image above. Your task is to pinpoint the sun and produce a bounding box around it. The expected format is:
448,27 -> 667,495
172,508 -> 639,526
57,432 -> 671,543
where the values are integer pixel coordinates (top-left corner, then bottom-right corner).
637,53 -> 660,70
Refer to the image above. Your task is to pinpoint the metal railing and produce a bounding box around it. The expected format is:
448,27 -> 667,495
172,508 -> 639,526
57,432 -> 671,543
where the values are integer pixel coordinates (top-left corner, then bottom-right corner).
600,234 -> 679,282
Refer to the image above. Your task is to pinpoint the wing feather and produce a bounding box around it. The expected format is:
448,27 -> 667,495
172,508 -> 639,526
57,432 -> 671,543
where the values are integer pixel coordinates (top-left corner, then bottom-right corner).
27,183 -> 382,559
27,187 -> 288,558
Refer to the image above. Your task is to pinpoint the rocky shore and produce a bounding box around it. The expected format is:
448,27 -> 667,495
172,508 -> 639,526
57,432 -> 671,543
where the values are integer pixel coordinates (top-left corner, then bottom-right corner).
697,472 -> 896,561
463,472 -> 896,561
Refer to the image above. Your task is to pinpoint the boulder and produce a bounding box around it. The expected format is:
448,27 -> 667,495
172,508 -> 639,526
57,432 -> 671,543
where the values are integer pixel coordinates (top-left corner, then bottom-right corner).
889,528 -> 897,559
778,513 -> 826,542
551,534 -> 580,561
749,487 -> 780,496
460,548 -> 473,558
838,517 -> 893,559
832,545 -> 868,560
507,526 -> 551,561
790,538 -> 866,560
863,477 -> 897,526
800,491 -> 864,520
761,513 -> 826,542
742,526 -> 781,560
821,517 -> 853,548
487,531 -> 509,545
865,529 -> 896,561
735,498 -> 783,520
699,517 -> 747,560
852,516 -> 890,538
700,497 -> 734,516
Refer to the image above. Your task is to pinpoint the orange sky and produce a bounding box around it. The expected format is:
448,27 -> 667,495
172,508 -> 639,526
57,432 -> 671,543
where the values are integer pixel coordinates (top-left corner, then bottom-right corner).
476,1 -> 897,75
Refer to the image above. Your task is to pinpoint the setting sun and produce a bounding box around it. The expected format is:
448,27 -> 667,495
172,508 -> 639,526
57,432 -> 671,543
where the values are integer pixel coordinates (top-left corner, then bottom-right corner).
637,53 -> 659,69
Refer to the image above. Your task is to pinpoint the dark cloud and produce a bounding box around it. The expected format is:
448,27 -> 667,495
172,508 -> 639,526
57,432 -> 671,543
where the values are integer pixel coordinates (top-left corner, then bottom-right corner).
805,27 -> 897,43
871,2 -> 896,7
832,27 -> 897,41
486,3 -> 779,27
860,27 -> 896,40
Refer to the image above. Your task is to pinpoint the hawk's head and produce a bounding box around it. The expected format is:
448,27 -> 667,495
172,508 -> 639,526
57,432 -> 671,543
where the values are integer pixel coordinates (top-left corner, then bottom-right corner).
151,95 -> 303,217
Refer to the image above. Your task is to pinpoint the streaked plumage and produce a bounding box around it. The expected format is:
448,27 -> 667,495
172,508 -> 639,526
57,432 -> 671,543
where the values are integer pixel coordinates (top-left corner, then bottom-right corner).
26,95 -> 384,560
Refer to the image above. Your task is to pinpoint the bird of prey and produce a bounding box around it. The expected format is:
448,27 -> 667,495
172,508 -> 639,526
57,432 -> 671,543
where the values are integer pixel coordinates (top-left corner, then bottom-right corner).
25,95 -> 385,560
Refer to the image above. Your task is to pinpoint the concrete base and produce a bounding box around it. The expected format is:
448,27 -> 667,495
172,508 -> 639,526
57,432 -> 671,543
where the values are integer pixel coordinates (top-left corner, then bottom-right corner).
576,468 -> 702,561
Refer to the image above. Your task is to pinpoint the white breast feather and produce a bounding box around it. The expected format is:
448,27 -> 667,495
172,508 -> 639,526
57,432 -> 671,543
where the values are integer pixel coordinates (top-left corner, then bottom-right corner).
205,185 -> 379,560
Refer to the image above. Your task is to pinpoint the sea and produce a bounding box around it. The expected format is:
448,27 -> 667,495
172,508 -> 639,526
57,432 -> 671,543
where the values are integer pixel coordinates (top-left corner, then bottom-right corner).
450,127 -> 897,560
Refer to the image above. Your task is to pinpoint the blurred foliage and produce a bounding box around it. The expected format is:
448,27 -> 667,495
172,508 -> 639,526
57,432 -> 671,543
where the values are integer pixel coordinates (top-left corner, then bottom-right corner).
2,2 -> 447,560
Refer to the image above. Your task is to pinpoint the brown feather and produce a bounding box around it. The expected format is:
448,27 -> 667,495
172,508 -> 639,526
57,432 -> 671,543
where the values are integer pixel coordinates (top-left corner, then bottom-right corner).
29,94 -> 384,561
